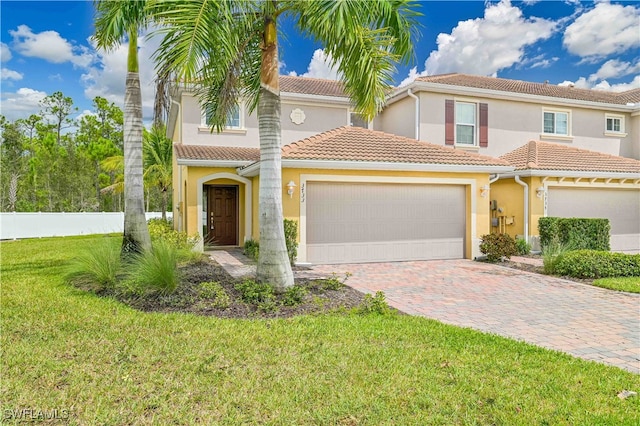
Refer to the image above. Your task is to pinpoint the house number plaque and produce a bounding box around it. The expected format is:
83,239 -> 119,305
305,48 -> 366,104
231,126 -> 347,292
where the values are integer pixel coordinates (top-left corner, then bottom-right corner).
301,183 -> 306,203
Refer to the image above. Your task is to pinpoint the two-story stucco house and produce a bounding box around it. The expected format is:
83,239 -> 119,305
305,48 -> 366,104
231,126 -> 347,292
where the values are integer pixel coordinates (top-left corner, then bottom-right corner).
169,74 -> 640,262
380,74 -> 640,252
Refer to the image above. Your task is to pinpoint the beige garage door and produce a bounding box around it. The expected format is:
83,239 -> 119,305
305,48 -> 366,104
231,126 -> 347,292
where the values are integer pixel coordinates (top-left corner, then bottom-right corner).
306,182 -> 466,264
547,187 -> 640,253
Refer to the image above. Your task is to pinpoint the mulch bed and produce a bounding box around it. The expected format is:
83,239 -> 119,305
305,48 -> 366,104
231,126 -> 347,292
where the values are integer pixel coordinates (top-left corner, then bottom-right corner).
110,257 -> 368,319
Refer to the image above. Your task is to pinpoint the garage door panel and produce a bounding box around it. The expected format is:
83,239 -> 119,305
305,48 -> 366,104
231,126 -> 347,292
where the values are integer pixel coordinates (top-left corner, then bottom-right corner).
307,238 -> 465,264
547,187 -> 640,253
306,182 -> 466,264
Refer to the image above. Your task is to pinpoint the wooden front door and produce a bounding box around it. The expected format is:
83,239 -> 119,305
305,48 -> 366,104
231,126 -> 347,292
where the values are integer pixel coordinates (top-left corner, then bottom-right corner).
206,186 -> 238,246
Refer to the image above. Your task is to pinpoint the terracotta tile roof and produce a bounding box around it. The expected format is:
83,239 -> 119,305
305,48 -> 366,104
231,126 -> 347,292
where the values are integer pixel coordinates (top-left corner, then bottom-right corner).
415,74 -> 640,106
174,144 -> 259,162
279,75 -> 347,98
500,141 -> 640,174
281,126 -> 510,167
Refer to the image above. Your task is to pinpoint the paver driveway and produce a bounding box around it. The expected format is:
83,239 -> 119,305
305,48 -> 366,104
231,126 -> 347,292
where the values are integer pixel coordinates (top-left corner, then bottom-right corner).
309,259 -> 640,373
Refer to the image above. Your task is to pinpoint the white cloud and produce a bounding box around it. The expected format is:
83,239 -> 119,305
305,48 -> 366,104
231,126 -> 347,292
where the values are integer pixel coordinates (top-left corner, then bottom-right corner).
563,2 -> 640,58
0,87 -> 47,120
1,42 -> 11,62
1,68 -> 23,81
420,0 -> 556,77
9,25 -> 93,68
558,75 -> 640,93
290,49 -> 341,80
588,59 -> 640,82
81,32 -> 160,120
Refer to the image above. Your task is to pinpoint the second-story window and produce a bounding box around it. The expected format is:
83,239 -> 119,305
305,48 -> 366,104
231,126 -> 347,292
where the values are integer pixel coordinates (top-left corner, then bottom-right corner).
542,109 -> 570,136
349,112 -> 369,128
455,102 -> 476,145
605,114 -> 624,134
202,103 -> 243,130
445,100 -> 488,147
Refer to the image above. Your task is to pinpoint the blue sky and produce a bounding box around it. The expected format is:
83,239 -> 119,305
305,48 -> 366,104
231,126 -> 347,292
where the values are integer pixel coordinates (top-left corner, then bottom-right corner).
1,0 -> 639,123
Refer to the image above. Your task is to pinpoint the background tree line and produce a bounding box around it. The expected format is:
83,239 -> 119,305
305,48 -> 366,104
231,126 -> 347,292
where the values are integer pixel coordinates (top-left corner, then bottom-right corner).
0,91 -> 172,216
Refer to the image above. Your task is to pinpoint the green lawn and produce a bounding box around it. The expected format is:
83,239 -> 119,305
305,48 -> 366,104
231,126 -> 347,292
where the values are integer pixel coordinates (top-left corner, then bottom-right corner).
593,276 -> 640,294
2,236 -> 639,425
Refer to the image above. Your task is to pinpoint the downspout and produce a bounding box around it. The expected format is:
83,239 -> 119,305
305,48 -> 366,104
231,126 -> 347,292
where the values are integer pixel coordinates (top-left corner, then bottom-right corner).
514,175 -> 528,243
489,174 -> 500,185
407,88 -> 419,140
171,98 -> 183,232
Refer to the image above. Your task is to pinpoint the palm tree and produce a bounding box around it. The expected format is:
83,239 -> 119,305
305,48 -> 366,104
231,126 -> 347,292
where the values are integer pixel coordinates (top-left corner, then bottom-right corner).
143,124 -> 172,220
151,0 -> 419,290
94,0 -> 151,255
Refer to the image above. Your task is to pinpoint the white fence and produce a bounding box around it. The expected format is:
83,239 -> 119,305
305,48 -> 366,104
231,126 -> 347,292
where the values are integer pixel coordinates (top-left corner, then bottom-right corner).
0,212 -> 172,240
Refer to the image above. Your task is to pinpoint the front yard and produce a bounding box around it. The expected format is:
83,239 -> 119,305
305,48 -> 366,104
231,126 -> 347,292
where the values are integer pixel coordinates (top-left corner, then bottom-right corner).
1,236 -> 638,424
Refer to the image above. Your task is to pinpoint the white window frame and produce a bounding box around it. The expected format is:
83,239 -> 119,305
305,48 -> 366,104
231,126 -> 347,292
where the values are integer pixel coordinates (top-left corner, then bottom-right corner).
348,110 -> 372,129
200,102 -> 245,132
454,101 -> 478,146
541,108 -> 571,139
604,113 -> 626,136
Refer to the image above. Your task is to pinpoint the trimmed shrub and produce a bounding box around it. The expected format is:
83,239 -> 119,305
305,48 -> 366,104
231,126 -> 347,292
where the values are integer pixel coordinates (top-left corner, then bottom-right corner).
148,218 -> 199,252
539,217 -> 610,252
243,239 -> 260,261
515,238 -> 531,256
542,240 -> 574,275
553,250 -> 640,279
284,219 -> 298,266
479,233 -> 517,262
242,219 -> 298,266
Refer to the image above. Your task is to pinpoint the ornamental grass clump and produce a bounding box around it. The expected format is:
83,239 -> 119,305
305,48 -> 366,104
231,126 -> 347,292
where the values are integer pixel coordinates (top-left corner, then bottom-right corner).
65,237 -> 121,292
129,240 -> 181,295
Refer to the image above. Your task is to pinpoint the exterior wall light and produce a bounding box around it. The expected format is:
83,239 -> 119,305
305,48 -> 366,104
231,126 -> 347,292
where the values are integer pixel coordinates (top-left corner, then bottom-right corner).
480,184 -> 489,198
286,180 -> 297,198
536,187 -> 545,198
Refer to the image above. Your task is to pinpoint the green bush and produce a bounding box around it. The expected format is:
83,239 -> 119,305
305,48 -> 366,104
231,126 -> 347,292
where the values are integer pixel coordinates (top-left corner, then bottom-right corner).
234,279 -> 275,304
282,285 -> 307,306
241,219 -> 298,266
479,233 -> 517,262
243,239 -> 260,261
553,250 -> 640,279
358,291 -> 393,315
65,237 -> 121,292
538,217 -> 610,252
129,240 -> 181,295
198,281 -> 231,309
148,218 -> 199,252
284,219 -> 298,266
542,240 -> 574,275
515,238 -> 531,255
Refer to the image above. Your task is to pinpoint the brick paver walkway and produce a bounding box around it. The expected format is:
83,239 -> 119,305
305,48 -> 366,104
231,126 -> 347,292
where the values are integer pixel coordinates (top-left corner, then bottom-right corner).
208,250 -> 639,373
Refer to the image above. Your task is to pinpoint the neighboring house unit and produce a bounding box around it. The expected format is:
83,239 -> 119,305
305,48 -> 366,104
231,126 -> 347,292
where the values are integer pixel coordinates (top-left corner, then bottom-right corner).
380,74 -> 640,160
169,74 -> 640,261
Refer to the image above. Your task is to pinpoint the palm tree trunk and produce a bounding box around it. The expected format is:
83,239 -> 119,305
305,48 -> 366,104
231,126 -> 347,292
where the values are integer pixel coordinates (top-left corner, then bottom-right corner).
256,17 -> 294,291
122,64 -> 151,254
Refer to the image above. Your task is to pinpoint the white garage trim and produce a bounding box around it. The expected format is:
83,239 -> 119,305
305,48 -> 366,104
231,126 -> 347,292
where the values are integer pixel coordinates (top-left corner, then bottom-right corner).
298,174 -> 479,263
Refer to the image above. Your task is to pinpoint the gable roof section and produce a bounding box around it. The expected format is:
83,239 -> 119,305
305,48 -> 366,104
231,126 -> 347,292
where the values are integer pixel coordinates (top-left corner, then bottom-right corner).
174,144 -> 259,166
500,141 -> 640,174
280,126 -> 510,167
415,74 -> 640,106
279,75 -> 347,98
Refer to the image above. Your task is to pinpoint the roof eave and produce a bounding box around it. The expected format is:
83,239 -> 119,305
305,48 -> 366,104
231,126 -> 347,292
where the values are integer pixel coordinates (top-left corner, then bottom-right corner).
499,169 -> 640,179
388,81 -> 638,112
177,159 -> 254,168
237,159 -> 514,177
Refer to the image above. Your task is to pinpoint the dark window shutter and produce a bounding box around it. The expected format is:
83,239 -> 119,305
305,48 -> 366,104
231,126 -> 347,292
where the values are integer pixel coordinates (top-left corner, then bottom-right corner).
479,103 -> 488,147
445,99 -> 454,145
